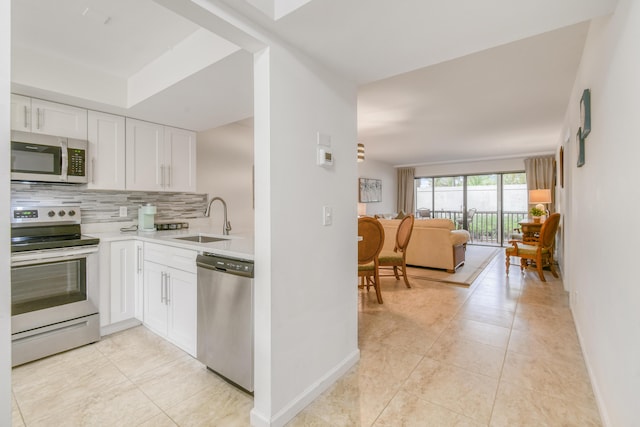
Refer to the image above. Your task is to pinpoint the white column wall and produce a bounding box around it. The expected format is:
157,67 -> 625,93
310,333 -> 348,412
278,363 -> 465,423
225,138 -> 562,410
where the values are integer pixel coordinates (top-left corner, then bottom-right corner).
197,121 -> 255,234
562,2 -> 640,425
252,44 -> 358,426
1,0 -> 11,424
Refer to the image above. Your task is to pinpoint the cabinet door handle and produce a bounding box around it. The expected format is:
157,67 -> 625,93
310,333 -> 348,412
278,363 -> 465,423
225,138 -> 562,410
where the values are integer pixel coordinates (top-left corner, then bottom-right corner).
160,272 -> 166,303
36,108 -> 41,129
160,165 -> 164,187
23,106 -> 28,128
165,273 -> 170,304
166,165 -> 171,188
92,158 -> 96,184
136,246 -> 142,274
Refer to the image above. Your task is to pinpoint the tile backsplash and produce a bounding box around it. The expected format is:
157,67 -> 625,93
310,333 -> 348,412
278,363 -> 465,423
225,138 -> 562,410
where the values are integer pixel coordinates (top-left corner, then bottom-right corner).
11,183 -> 208,223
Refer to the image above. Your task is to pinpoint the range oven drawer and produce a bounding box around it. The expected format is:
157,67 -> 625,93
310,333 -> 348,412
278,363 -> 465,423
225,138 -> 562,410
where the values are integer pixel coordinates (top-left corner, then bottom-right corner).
11,313 -> 100,367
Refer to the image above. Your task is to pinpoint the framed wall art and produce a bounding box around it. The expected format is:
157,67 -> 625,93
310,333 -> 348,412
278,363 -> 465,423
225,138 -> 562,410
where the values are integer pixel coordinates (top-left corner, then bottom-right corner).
359,178 -> 382,203
580,89 -> 591,138
559,146 -> 564,187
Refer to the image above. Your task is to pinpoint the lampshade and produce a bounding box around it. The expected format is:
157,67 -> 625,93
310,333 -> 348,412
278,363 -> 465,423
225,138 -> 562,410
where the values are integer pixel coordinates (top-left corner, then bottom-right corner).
529,189 -> 552,204
357,143 -> 365,162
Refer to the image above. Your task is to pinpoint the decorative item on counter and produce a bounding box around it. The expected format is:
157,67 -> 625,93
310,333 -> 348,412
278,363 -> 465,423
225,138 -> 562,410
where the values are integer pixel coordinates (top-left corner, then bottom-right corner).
138,204 -> 156,232
155,222 -> 189,230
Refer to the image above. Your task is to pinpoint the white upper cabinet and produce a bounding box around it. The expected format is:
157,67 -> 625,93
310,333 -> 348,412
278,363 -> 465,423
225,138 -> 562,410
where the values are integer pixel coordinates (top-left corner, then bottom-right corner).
87,111 -> 126,190
10,94 -> 31,132
11,95 -> 88,139
126,118 -> 165,192
32,99 -> 88,139
164,126 -> 197,193
126,118 -> 196,192
11,95 -> 197,193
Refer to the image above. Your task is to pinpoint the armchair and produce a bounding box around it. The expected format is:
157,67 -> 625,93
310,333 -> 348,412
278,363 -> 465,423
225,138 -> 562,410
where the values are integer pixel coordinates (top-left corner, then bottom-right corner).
505,213 -> 561,282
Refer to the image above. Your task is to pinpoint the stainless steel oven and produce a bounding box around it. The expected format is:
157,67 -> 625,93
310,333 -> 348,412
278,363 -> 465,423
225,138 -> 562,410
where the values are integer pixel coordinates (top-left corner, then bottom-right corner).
10,205 -> 100,366
11,130 -> 88,184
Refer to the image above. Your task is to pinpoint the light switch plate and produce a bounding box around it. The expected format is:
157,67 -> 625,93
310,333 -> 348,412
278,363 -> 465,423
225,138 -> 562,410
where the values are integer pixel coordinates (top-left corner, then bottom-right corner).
317,147 -> 334,167
119,206 -> 127,217
323,206 -> 332,226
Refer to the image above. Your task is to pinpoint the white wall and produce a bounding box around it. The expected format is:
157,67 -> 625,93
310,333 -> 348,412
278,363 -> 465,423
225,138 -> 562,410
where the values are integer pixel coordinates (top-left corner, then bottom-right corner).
357,159 -> 396,215
0,0 -> 11,423
562,2 -> 640,425
197,120 -> 255,235
252,44 -> 358,426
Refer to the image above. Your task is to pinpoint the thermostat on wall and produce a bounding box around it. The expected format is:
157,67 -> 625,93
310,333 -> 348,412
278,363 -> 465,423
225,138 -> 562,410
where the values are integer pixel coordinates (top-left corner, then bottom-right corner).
317,147 -> 334,167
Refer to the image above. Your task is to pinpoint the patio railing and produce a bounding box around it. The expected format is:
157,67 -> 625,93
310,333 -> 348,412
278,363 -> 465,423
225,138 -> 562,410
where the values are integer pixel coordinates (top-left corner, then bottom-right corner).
429,210 -> 528,245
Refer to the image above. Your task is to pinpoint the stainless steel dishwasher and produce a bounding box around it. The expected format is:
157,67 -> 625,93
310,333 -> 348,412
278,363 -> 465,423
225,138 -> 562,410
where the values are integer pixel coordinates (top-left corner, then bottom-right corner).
196,253 -> 254,393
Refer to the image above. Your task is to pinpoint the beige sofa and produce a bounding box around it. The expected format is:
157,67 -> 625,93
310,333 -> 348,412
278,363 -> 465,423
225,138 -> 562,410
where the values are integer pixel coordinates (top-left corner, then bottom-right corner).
378,218 -> 470,272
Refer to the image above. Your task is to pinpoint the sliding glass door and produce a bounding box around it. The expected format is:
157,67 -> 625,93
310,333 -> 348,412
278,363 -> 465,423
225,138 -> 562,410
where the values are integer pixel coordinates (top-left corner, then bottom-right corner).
415,172 -> 527,246
434,176 -> 464,222
466,174 -> 498,243
502,173 -> 528,242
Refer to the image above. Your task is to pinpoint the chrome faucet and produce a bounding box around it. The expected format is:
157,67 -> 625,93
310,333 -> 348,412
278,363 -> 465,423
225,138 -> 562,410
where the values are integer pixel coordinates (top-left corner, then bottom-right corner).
204,196 -> 232,235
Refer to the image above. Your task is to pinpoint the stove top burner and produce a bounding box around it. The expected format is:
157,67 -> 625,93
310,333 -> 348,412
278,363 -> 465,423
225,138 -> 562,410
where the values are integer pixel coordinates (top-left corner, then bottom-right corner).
10,205 -> 99,252
11,235 -> 100,253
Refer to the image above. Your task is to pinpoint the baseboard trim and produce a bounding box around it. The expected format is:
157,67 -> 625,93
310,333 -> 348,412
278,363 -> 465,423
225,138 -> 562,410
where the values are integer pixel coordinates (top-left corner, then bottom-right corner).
249,348 -> 360,427
100,318 -> 142,337
571,303 -> 611,427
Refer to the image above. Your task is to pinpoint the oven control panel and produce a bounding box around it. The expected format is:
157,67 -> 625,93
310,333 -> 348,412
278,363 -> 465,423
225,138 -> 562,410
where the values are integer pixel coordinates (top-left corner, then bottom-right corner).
11,206 -> 81,225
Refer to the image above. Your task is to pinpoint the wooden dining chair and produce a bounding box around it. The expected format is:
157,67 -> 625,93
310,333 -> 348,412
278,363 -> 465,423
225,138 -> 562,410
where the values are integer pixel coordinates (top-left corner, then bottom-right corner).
358,216 -> 385,304
378,214 -> 414,288
505,213 -> 561,281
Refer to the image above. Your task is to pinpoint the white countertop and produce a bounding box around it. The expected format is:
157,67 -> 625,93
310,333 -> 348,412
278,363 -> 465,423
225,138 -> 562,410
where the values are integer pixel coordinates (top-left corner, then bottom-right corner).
86,228 -> 254,261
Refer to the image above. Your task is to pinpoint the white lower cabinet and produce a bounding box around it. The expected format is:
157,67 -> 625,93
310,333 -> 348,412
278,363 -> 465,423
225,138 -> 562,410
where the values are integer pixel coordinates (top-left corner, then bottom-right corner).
143,243 -> 197,356
99,240 -> 143,335
110,241 -> 138,323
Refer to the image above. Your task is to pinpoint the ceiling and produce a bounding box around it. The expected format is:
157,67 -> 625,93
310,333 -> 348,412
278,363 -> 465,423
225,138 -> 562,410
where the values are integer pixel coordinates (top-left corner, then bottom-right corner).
11,0 -> 619,166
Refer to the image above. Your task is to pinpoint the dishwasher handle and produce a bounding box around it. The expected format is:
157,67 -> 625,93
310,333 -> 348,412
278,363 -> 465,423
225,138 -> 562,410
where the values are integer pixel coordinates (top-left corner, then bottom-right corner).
197,254 -> 254,278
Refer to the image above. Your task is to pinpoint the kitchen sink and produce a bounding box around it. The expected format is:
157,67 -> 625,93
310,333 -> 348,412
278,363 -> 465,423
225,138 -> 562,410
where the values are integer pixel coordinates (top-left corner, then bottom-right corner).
174,235 -> 229,243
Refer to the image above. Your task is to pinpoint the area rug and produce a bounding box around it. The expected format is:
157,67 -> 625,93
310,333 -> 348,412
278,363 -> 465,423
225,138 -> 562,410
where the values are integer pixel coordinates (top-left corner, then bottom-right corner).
406,245 -> 500,286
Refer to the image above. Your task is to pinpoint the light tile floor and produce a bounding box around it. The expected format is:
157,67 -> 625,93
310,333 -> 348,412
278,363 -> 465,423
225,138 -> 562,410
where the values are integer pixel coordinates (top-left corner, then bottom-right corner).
11,251 -> 601,426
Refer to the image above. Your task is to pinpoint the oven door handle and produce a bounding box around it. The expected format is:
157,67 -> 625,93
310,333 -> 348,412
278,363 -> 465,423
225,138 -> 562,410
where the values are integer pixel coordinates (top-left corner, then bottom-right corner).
11,245 -> 99,266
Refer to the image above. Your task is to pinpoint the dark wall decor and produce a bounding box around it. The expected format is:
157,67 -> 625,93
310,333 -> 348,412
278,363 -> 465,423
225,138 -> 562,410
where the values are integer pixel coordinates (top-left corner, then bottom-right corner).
580,89 -> 591,138
577,128 -> 585,167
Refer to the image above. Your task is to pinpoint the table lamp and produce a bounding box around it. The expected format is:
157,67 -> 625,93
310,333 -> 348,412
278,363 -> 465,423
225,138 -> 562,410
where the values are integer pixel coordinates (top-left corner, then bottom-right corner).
529,189 -> 552,217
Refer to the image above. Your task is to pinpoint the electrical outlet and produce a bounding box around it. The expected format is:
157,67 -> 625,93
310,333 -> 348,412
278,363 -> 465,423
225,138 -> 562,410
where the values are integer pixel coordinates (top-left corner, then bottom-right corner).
119,206 -> 127,217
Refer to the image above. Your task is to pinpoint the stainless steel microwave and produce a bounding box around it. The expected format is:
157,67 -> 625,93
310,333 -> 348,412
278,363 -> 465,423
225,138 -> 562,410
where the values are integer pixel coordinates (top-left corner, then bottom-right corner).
11,131 -> 88,184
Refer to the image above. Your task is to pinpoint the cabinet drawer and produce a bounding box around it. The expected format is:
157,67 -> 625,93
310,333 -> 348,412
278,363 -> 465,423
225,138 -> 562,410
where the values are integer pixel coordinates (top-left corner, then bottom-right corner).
144,242 -> 197,273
